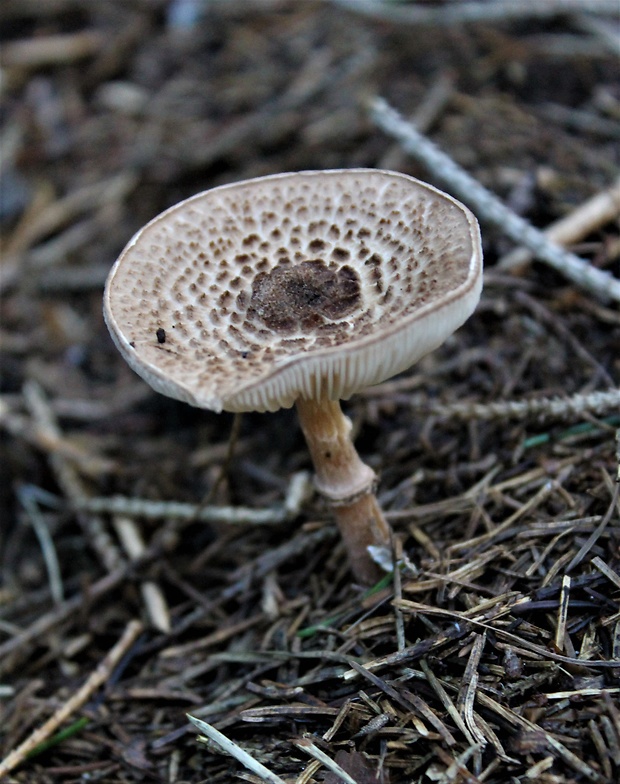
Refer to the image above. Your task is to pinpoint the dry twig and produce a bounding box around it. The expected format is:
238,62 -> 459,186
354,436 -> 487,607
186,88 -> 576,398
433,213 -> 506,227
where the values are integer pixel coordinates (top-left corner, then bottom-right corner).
187,715 -> 287,784
76,471 -> 311,526
498,176 -> 620,270
0,619 -> 143,778
370,97 -> 620,303
400,388 -> 620,424
332,0 -> 619,25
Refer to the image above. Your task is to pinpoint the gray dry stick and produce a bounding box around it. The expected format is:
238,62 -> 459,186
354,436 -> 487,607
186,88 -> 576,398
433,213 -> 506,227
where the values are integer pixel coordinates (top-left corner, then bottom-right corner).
333,0 -> 620,25
370,98 -> 620,304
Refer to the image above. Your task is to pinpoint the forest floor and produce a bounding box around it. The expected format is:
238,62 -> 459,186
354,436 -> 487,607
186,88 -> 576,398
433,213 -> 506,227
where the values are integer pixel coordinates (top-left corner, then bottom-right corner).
1,1 -> 619,783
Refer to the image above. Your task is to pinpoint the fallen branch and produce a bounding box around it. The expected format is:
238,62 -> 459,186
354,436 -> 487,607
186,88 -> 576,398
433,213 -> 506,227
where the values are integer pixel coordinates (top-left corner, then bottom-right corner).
498,176 -> 620,271
370,97 -> 620,303
333,0 -> 619,25
401,388 -> 620,424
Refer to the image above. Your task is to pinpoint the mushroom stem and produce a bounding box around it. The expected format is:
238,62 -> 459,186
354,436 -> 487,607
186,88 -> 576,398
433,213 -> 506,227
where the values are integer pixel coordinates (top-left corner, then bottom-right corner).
295,397 -> 392,583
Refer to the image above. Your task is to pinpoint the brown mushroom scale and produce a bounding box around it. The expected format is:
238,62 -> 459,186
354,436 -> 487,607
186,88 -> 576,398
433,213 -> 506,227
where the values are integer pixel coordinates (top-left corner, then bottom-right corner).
248,260 -> 361,333
105,169 -> 483,583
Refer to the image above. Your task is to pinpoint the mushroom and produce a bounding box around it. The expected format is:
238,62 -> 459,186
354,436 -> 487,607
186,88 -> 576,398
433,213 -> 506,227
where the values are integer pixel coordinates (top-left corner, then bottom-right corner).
104,169 -> 483,583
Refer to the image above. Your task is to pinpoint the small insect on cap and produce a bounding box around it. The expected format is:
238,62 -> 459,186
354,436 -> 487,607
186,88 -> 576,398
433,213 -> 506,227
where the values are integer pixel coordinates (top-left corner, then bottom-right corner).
104,169 -> 483,412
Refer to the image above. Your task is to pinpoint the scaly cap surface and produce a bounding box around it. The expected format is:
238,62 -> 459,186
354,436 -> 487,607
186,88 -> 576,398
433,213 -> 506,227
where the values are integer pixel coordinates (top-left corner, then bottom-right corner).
104,169 -> 482,412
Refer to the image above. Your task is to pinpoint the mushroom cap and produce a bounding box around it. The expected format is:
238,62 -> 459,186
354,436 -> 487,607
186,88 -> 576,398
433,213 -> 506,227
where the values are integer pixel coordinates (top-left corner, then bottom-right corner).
104,169 -> 482,413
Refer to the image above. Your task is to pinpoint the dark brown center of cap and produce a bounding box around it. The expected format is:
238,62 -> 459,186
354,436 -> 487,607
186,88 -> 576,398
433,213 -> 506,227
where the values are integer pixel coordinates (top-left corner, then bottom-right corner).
247,260 -> 362,333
